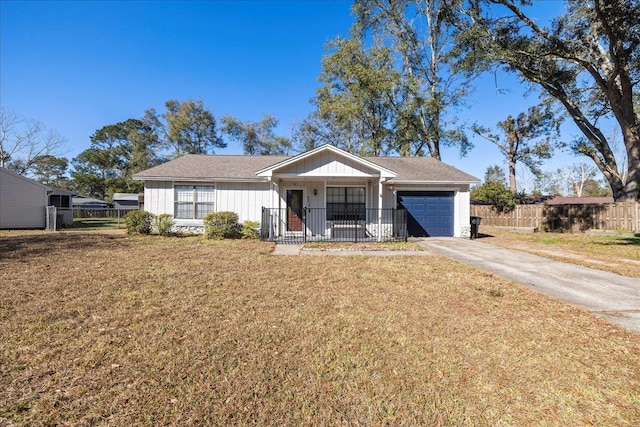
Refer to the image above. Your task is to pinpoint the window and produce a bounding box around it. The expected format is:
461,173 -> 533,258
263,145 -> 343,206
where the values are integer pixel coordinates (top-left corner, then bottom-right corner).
175,185 -> 215,219
49,195 -> 70,209
327,187 -> 365,221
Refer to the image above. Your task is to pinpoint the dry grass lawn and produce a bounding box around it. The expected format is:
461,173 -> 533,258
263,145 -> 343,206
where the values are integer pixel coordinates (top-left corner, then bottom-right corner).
481,228 -> 640,278
1,230 -> 639,425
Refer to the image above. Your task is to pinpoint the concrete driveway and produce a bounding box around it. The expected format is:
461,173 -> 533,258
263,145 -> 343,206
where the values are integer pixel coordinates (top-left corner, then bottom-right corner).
418,238 -> 640,334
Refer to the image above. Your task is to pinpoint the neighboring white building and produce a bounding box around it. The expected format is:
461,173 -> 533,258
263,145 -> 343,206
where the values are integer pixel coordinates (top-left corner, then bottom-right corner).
112,193 -> 140,210
0,167 -> 51,229
133,144 -> 480,240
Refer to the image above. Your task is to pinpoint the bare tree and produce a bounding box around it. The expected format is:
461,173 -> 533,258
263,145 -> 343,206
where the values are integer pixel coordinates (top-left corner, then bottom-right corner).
0,108 -> 66,174
565,162 -> 598,197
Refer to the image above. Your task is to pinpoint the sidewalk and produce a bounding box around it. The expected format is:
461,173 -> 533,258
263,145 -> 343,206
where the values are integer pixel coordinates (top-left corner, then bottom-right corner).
272,244 -> 432,257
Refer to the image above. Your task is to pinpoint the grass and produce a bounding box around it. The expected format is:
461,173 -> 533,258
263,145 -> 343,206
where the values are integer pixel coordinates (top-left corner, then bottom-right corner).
1,231 -> 639,425
481,227 -> 640,278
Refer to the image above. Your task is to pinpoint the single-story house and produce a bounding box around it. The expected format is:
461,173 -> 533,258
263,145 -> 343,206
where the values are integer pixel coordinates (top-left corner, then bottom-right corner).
133,144 -> 480,241
72,195 -> 110,210
0,167 -> 51,229
112,193 -> 140,211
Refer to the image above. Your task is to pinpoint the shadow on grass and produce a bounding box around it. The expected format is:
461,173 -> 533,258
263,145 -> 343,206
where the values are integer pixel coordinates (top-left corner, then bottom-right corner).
67,218 -> 124,229
592,235 -> 640,246
0,232 -> 130,260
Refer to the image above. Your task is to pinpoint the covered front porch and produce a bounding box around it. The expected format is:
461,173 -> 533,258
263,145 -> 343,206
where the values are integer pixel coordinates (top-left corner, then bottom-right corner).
255,144 -> 406,243
260,207 -> 407,243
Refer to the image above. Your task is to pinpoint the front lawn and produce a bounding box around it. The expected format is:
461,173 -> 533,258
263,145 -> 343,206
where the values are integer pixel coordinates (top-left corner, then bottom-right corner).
481,227 -> 640,278
1,232 -> 638,425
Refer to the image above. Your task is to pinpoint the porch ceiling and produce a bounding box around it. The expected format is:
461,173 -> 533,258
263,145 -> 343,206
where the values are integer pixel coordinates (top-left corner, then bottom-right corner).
274,174 -> 387,182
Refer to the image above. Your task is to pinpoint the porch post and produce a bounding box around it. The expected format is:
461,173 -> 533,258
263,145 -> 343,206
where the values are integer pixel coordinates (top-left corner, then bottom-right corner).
269,180 -> 274,241
378,179 -> 383,242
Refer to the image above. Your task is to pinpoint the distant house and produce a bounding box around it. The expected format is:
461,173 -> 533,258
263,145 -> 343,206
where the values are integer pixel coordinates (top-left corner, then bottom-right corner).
73,195 -> 109,210
134,144 -> 480,240
0,167 -> 51,229
112,193 -> 140,211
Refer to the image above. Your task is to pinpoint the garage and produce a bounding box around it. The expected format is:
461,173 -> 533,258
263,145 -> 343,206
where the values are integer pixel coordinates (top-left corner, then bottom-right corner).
397,191 -> 454,237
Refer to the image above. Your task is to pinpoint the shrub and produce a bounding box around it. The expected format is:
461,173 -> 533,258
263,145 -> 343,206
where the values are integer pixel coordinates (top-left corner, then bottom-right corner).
203,211 -> 242,239
124,210 -> 153,235
242,220 -> 260,239
154,214 -> 173,236
471,181 -> 524,213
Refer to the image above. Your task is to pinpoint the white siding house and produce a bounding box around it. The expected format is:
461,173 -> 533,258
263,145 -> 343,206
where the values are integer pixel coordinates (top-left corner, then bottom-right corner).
0,167 -> 51,229
133,145 -> 480,239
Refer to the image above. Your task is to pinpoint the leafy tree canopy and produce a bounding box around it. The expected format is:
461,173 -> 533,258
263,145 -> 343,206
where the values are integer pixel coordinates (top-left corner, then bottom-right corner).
71,119 -> 160,200
471,180 -> 524,212
28,154 -> 70,188
472,105 -> 560,193
144,99 -> 225,157
484,164 -> 507,184
314,36 -> 398,156
298,0 -> 472,159
221,114 -> 292,155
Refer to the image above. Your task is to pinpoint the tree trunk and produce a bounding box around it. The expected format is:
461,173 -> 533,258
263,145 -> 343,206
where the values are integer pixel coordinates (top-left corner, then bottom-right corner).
508,159 -> 517,193
615,136 -> 640,201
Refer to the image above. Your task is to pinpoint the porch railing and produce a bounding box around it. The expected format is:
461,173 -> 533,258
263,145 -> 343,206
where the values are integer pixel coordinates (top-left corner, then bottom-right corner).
261,207 -> 407,244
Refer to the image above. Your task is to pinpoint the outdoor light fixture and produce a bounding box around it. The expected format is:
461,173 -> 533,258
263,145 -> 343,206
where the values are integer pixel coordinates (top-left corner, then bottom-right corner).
313,188 -> 318,196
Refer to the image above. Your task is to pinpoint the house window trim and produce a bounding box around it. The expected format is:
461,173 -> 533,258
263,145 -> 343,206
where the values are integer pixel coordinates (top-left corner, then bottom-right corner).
326,185 -> 366,221
173,184 -> 216,220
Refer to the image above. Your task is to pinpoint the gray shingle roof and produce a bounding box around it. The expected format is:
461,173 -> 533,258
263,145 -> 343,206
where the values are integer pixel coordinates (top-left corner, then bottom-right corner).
365,156 -> 479,183
133,154 -> 291,181
133,153 -> 479,183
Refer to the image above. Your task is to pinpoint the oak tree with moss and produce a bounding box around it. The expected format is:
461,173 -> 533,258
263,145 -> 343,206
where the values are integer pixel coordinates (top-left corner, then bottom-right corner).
456,0 -> 640,201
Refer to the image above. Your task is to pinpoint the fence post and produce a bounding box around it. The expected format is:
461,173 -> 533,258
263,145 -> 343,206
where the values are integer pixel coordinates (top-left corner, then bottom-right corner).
303,208 -> 307,243
46,206 -> 57,231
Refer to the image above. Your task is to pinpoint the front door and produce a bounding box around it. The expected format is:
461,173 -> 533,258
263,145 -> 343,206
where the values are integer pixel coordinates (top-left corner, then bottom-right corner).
286,189 -> 304,232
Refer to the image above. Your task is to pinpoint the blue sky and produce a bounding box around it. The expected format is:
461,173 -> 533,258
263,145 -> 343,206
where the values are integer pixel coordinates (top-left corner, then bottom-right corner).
1,0 -> 591,186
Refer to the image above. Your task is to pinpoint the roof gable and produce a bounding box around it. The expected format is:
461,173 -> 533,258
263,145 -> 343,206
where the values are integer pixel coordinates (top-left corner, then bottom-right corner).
0,167 -> 52,191
256,145 -> 396,179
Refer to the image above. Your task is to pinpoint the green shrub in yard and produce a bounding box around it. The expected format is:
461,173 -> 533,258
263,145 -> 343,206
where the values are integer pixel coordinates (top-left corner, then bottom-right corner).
242,220 -> 260,239
124,210 -> 153,235
154,214 -> 174,236
203,211 -> 242,239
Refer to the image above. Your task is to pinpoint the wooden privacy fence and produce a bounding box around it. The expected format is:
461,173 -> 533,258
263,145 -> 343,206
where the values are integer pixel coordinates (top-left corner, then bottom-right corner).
471,202 -> 640,233
73,209 -> 128,218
